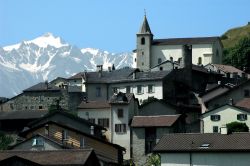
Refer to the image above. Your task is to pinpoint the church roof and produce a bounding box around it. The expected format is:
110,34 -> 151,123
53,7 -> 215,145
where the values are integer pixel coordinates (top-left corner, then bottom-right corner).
138,15 -> 152,34
152,37 -> 220,45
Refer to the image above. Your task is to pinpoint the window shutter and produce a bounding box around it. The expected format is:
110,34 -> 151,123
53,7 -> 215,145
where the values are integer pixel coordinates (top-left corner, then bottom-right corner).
237,114 -> 240,120
218,115 -> 221,121
245,114 -> 248,120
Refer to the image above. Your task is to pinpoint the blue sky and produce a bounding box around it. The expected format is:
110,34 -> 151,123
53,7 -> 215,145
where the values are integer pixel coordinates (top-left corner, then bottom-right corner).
0,0 -> 250,53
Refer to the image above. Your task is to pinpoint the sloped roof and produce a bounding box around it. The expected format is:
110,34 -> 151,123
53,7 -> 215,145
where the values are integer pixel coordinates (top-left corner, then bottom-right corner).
131,115 -> 181,127
0,149 -> 98,165
154,133 -> 250,152
23,82 -> 61,92
0,110 -> 48,120
109,93 -> 134,104
78,101 -> 111,109
138,15 -> 152,34
213,64 -> 244,74
69,68 -> 170,84
236,98 -> 250,109
152,37 -> 220,46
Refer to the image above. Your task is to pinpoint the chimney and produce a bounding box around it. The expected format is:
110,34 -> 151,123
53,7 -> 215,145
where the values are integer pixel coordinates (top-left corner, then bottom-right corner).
45,80 -> 49,89
108,66 -> 112,72
220,125 -> 228,135
96,65 -> 103,77
133,72 -> 136,79
90,126 -> 94,135
229,98 -> 234,105
182,44 -> 192,88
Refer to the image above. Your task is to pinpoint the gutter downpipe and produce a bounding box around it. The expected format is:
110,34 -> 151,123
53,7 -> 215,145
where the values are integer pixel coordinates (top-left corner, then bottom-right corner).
190,152 -> 193,166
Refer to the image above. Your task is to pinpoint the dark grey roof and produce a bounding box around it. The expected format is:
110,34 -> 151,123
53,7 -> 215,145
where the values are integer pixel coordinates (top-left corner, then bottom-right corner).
0,110 -> 48,120
152,37 -> 220,46
23,82 -> 61,92
0,149 -> 98,165
109,92 -> 134,104
70,68 -> 170,84
154,133 -> 250,152
138,15 -> 152,34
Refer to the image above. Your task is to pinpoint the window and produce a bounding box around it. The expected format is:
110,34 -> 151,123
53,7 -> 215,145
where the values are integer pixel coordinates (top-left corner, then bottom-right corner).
62,130 -> 68,140
237,114 -> 247,121
137,85 -> 143,94
118,109 -> 124,118
142,62 -> 144,66
32,138 -> 44,146
159,67 -> 163,71
135,58 -> 136,62
126,86 -> 131,93
158,58 -> 162,64
178,58 -> 182,63
88,118 -> 95,124
141,37 -> 145,45
210,115 -> 220,121
98,118 -> 109,128
96,87 -> 101,97
145,128 -> 156,154
226,73 -> 230,78
115,124 -> 126,133
213,126 -> 219,133
233,72 -> 238,78
244,90 -> 250,97
38,106 -> 43,109
80,137 -> 85,148
113,87 -> 118,94
198,57 -> 202,65
142,51 -> 144,55
148,85 -> 154,93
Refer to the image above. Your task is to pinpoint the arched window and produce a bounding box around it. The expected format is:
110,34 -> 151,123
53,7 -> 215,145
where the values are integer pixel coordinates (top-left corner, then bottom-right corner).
141,37 -> 145,45
198,57 -> 202,65
158,58 -> 162,64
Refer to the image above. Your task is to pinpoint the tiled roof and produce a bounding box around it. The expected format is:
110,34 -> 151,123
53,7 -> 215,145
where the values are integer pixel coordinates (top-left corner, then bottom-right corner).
68,68 -> 170,83
213,64 -> 244,74
236,98 -> 250,109
23,82 -> 61,92
152,37 -> 220,45
0,149 -> 97,165
131,115 -> 181,127
109,92 -> 134,104
202,104 -> 250,115
0,110 -> 48,120
78,101 -> 111,109
154,133 -> 250,152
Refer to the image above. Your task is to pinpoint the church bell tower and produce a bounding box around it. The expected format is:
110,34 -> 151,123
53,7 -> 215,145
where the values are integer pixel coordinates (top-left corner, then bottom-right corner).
135,15 -> 153,71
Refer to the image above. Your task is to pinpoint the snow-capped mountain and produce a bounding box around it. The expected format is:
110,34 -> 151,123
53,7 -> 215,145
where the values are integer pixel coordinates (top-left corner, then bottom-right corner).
0,33 -> 133,98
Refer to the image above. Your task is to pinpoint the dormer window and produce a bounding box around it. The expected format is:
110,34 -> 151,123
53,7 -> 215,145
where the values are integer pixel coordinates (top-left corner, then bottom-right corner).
141,37 -> 145,45
210,115 -> 220,121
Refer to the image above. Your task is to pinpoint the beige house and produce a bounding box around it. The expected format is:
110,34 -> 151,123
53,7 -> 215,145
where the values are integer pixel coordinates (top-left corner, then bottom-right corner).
201,104 -> 250,133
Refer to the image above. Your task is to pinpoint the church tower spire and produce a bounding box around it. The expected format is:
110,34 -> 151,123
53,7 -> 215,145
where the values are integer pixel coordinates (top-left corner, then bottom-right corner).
134,14 -> 153,71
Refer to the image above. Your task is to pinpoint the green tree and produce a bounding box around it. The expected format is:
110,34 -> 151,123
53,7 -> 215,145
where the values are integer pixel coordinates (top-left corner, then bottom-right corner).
146,153 -> 161,166
0,132 -> 13,150
223,36 -> 250,69
226,121 -> 249,134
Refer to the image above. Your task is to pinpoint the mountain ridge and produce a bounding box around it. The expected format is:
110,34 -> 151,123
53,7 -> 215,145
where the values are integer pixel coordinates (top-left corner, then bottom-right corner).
0,33 -> 133,98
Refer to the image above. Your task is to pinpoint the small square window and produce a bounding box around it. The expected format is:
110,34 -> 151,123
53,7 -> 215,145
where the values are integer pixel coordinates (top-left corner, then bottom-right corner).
98,118 -> 109,128
237,114 -> 247,121
148,85 -> 154,93
115,124 -> 126,133
213,126 -> 219,133
118,109 -> 123,118
211,115 -> 220,121
88,118 -> 95,124
39,106 -> 43,109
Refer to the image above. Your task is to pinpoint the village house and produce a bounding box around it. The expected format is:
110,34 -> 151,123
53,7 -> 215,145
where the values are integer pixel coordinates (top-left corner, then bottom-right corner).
153,132 -> 250,166
201,103 -> 250,133
18,110 -> 124,165
133,15 -> 223,71
0,81 -> 85,112
78,92 -> 139,160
